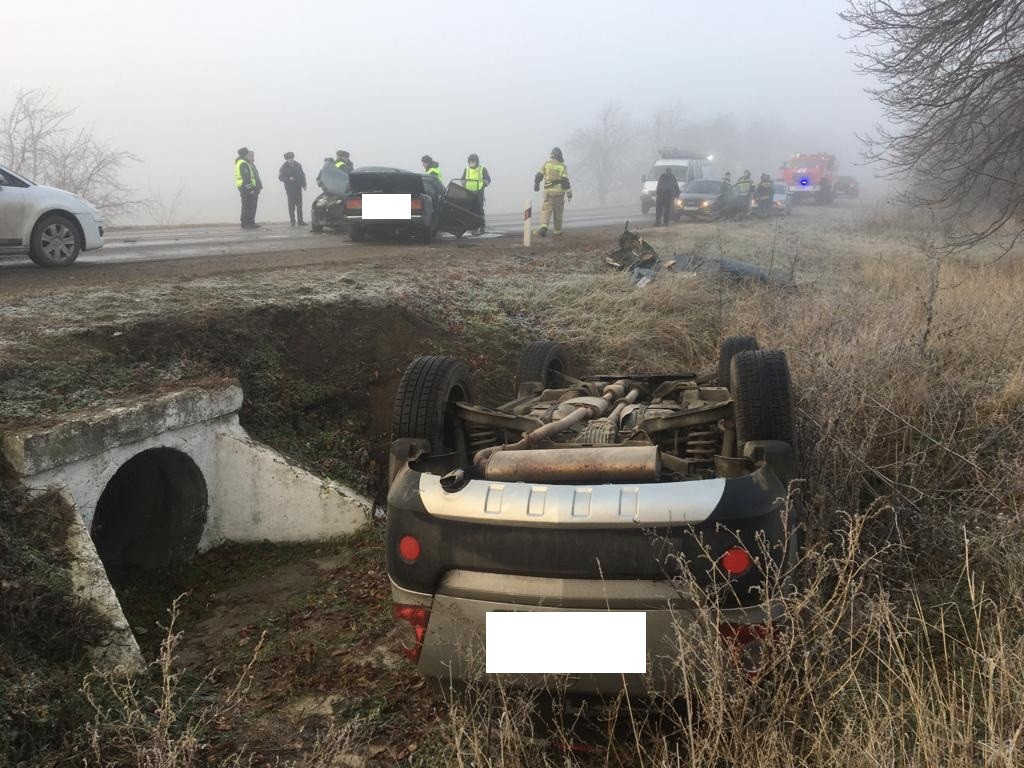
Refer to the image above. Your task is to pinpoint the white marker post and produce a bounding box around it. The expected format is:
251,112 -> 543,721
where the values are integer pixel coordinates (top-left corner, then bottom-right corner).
523,199 -> 532,247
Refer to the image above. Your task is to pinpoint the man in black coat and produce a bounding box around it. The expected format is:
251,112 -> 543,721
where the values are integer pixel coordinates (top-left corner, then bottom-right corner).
655,167 -> 680,226
278,152 -> 307,226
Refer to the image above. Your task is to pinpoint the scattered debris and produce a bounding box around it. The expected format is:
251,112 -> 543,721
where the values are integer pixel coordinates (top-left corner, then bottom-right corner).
605,223 -> 676,287
605,223 -> 789,288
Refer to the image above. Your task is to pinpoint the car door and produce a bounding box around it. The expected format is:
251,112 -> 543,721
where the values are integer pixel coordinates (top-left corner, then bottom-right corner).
436,180 -> 483,237
0,168 -> 33,250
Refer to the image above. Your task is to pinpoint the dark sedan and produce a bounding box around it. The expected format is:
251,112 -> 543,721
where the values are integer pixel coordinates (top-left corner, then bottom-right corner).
675,179 -> 752,221
336,167 -> 480,243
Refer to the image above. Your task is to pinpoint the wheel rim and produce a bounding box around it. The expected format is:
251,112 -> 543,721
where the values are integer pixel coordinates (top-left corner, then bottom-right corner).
41,222 -> 78,262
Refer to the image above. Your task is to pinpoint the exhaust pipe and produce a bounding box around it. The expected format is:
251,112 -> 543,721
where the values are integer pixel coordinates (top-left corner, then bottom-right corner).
482,446 -> 661,483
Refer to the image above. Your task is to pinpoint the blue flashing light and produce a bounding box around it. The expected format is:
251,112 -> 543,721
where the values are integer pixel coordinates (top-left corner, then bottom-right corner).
800,178 -> 809,186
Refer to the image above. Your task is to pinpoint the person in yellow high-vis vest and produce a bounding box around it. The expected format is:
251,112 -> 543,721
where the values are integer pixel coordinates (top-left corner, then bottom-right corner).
421,154 -> 442,181
234,147 -> 263,229
459,153 -> 491,234
533,146 -> 572,236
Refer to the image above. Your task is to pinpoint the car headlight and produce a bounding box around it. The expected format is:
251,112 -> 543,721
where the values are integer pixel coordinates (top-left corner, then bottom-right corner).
674,198 -> 682,208
701,200 -> 712,208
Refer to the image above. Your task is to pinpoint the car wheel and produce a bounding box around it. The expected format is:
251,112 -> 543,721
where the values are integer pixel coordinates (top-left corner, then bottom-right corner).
392,356 -> 474,456
311,223 -> 324,233
417,223 -> 434,244
30,214 -> 81,267
731,349 -> 797,451
718,336 -> 760,391
349,224 -> 364,242
515,340 -> 569,394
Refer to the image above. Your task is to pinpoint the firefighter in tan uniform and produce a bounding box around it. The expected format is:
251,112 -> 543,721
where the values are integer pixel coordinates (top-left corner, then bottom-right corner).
533,146 -> 572,236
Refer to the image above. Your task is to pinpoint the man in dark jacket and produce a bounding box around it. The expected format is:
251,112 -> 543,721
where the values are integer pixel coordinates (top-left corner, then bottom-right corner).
278,152 -> 307,226
234,147 -> 263,229
655,167 -> 680,226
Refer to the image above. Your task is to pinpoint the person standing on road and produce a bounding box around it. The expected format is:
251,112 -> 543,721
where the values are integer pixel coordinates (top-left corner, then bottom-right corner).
655,166 -> 680,226
533,146 -> 572,237
755,173 -> 775,218
421,155 -> 442,182
460,153 -> 491,234
720,171 -> 732,196
235,147 -> 263,229
278,152 -> 307,226
334,150 -> 353,171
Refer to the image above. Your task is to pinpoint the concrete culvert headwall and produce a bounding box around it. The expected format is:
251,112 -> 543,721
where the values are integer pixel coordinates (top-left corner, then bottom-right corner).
92,447 -> 208,570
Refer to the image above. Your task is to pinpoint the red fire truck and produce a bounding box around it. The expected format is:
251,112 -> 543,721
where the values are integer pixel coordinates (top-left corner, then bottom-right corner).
781,153 -> 837,203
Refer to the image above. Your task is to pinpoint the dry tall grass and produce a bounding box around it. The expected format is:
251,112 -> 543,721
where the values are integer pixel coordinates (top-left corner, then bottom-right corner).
71,207 -> 1024,766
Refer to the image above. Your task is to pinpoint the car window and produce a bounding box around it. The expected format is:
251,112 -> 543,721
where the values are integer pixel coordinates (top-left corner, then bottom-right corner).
685,180 -> 719,194
649,165 -> 688,180
0,168 -> 30,187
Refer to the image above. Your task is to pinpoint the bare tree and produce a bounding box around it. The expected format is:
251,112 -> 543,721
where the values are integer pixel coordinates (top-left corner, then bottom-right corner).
842,0 -> 1024,251
1,89 -> 140,218
567,101 -> 636,206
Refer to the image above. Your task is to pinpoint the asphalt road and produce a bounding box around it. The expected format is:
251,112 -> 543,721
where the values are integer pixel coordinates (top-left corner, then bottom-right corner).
0,203 -> 638,270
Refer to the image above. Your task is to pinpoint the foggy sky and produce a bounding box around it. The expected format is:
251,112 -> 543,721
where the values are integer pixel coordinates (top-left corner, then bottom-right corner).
2,0 -> 880,224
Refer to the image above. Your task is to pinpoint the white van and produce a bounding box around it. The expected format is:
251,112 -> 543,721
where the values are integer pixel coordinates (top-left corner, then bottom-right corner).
640,150 -> 708,214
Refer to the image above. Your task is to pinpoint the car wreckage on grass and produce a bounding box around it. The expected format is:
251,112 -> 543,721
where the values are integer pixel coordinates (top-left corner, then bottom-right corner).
385,336 -> 801,706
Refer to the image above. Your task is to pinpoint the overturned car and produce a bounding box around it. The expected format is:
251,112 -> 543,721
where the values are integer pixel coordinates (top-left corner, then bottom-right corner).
385,337 -> 801,702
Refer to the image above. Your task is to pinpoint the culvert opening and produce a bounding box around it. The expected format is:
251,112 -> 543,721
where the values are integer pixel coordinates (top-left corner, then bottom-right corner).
91,447 -> 208,575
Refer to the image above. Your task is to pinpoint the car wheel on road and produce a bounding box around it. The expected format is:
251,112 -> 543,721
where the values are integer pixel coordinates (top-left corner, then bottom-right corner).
718,336 -> 760,391
731,349 -> 797,452
311,223 -> 324,233
392,356 -> 474,456
29,214 -> 81,267
515,340 -> 569,394
417,223 -> 434,244
349,224 -> 364,242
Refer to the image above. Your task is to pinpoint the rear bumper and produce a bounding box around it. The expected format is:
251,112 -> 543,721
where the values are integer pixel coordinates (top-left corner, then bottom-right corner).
396,571 -> 779,697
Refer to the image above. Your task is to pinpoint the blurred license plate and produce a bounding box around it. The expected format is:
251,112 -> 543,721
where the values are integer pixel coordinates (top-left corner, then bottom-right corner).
362,194 -> 411,220
486,611 -> 646,674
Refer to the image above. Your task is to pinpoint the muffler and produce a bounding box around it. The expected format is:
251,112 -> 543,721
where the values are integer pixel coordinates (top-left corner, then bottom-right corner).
482,446 -> 661,483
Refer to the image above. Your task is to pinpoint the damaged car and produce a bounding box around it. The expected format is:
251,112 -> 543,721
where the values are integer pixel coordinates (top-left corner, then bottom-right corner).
310,164 -> 350,234
335,167 -> 481,243
385,337 -> 801,707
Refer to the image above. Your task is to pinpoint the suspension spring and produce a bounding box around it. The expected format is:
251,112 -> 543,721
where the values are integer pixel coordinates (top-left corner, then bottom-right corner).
467,427 -> 499,451
685,427 -> 721,461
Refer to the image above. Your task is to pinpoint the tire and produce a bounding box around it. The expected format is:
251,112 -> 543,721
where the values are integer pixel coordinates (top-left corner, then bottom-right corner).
392,356 -> 474,455
349,224 -> 364,242
731,349 -> 796,449
515,341 -> 569,392
718,336 -> 759,390
311,224 -> 324,233
30,214 -> 81,267
417,222 -> 434,244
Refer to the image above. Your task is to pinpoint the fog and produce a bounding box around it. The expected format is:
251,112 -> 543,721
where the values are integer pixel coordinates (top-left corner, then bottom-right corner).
2,0 -> 882,224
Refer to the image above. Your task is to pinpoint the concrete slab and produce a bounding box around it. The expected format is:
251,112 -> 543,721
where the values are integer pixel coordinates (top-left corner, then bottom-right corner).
1,384 -> 243,475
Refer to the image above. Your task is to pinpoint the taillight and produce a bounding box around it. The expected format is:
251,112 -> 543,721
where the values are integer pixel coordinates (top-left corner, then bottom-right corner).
344,197 -> 361,210
398,535 -> 420,563
721,546 -> 752,577
410,198 -> 424,211
718,622 -> 772,645
394,604 -> 430,662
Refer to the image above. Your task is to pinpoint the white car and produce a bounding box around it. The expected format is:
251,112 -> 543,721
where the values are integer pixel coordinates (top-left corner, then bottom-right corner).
0,164 -> 104,267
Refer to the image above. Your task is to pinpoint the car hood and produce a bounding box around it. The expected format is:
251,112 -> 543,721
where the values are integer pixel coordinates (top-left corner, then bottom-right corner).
319,166 -> 350,197
681,192 -> 719,202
